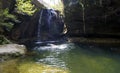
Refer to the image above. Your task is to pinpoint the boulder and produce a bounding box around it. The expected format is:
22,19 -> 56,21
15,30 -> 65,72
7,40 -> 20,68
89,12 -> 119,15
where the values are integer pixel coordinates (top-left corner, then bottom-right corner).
0,44 -> 26,55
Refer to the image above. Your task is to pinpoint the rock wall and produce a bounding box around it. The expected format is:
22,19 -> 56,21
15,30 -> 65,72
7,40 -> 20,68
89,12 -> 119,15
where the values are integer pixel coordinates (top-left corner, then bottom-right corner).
11,9 -> 66,42
63,0 -> 120,37
0,0 -> 15,12
10,0 -> 120,42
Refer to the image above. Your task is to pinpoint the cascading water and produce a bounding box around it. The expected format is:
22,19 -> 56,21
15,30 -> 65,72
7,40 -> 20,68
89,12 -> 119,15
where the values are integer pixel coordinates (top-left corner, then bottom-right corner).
31,0 -> 67,48
36,9 -> 43,43
35,7 -> 65,44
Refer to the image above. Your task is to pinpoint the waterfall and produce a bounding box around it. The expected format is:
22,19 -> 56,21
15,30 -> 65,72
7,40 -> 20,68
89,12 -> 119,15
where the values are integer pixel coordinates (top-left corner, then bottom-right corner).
34,0 -> 65,44
47,9 -> 57,33
37,9 -> 43,42
35,9 -> 65,44
47,10 -> 52,33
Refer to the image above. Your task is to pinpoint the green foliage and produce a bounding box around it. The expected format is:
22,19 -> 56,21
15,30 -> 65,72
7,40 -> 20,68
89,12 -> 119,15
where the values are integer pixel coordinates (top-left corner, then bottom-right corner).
0,35 -> 12,44
0,1 -> 17,44
0,8 -> 18,44
0,8 -> 17,33
15,0 -> 37,16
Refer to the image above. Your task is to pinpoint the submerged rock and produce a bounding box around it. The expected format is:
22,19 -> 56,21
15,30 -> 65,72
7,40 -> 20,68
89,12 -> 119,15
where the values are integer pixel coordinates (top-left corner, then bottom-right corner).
19,62 -> 69,73
0,59 -> 19,73
0,44 -> 26,56
0,59 -> 69,73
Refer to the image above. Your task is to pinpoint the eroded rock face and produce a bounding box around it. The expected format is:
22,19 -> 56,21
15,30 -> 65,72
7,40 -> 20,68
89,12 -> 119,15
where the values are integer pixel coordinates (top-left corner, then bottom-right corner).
0,44 -> 26,55
63,0 -> 120,36
11,0 -> 120,40
0,0 -> 16,13
11,9 -> 66,42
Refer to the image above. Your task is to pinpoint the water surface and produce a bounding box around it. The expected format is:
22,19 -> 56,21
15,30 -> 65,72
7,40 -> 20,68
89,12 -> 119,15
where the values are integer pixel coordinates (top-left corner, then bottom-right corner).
0,43 -> 120,73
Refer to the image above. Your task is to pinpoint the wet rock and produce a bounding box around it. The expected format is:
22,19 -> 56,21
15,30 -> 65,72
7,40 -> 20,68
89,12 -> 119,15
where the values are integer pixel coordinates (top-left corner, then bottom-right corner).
11,9 -> 66,42
68,37 -> 120,47
0,44 -> 26,56
0,0 -> 13,9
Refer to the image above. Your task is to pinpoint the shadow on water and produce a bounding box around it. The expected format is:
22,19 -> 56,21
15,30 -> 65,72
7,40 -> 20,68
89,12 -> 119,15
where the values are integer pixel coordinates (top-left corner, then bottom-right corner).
66,44 -> 120,73
25,43 -> 120,73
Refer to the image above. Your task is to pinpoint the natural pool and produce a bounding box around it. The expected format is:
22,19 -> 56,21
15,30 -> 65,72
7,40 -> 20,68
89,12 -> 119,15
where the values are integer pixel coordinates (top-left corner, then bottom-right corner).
0,43 -> 120,73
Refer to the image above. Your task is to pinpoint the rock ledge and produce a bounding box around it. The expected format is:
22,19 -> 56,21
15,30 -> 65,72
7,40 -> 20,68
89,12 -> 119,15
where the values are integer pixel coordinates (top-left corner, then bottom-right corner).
0,44 -> 26,55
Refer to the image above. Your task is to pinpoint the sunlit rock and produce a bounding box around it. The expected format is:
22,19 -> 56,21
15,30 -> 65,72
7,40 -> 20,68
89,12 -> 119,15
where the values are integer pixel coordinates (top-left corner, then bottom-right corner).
33,0 -> 64,14
0,44 -> 26,55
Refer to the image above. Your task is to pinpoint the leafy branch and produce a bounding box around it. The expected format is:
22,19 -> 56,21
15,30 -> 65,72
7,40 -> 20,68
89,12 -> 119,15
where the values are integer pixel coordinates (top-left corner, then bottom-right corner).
15,0 -> 37,16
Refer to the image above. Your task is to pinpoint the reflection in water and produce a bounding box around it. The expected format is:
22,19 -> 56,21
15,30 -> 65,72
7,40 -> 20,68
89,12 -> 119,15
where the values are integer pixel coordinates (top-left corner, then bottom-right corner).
34,43 -> 73,70
34,43 -> 69,51
1,43 -> 120,73
37,57 -> 66,68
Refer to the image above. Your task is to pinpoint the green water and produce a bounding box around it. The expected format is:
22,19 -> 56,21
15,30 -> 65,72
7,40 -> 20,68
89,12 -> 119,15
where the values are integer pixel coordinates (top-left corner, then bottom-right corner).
0,43 -> 120,73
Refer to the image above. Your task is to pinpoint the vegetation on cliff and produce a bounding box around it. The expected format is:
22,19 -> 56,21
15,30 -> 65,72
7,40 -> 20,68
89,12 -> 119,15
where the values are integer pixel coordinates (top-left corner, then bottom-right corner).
0,2 -> 17,44
0,0 -> 38,44
0,8 -> 17,33
15,0 -> 37,16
